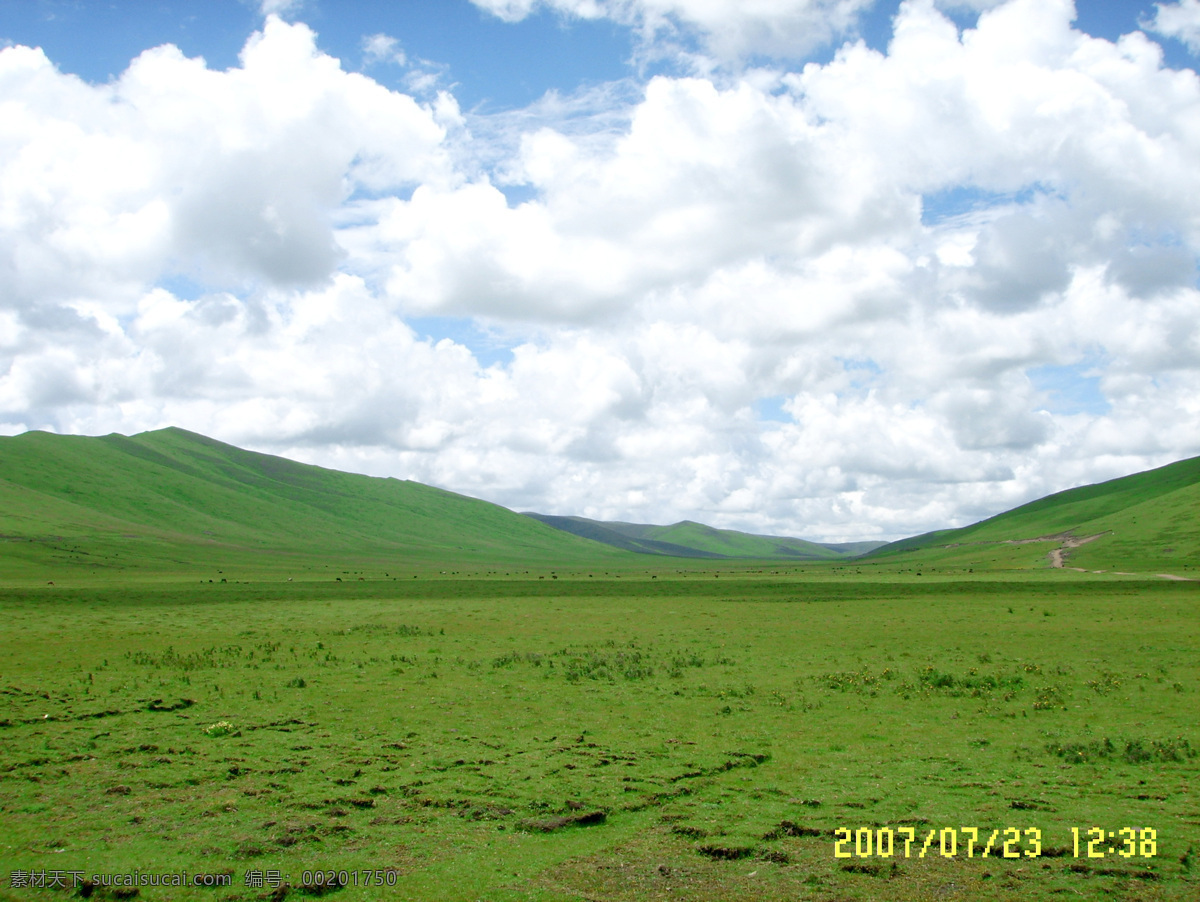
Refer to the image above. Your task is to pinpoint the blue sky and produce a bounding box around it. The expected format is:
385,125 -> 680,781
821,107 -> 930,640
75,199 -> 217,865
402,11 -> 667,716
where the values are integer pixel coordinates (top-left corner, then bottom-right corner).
2,0 -> 1199,540
0,0 -> 633,107
6,1 -> 1192,107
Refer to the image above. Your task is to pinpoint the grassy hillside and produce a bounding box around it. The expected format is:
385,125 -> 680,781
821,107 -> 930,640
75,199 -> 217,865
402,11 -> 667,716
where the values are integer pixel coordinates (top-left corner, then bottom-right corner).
522,515 -> 727,558
0,428 -> 629,581
644,520 -> 856,559
524,515 -> 881,560
8,425 -> 1194,581
867,454 -> 1200,574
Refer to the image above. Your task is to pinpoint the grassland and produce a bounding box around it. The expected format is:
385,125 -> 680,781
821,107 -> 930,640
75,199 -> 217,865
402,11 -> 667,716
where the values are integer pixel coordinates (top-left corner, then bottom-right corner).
2,433 -> 1197,899
2,570 -> 1197,901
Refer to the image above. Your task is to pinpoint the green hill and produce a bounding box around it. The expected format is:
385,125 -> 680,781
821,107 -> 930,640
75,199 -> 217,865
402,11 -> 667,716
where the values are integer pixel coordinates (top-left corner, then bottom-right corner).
9,426 -> 1192,582
524,514 -> 883,560
866,455 -> 1200,574
520,515 -> 726,558
0,427 -> 629,581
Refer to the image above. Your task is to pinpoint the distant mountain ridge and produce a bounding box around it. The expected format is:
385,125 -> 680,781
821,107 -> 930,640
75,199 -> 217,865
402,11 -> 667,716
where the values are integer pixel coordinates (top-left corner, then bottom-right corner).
523,513 -> 884,560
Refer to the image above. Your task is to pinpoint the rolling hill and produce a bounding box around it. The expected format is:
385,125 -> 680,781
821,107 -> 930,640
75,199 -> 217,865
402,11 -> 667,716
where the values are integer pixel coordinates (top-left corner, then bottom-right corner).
524,513 -> 882,560
866,454 -> 1200,574
5,427 -> 1196,582
0,427 -> 629,580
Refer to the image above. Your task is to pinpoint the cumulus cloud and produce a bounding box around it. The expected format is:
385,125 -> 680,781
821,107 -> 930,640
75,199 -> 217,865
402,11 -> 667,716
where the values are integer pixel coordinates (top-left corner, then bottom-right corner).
469,0 -> 874,61
3,2 -> 1200,541
0,17 -> 449,311
1147,0 -> 1200,54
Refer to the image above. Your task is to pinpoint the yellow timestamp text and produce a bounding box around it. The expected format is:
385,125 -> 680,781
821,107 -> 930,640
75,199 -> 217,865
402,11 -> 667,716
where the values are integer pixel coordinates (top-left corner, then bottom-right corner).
835,826 -> 1041,859
833,826 -> 1157,860
1071,826 -> 1157,859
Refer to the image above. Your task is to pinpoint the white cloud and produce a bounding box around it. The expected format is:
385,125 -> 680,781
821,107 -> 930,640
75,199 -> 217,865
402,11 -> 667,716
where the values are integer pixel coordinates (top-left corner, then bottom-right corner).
1147,0 -> 1200,54
469,0 -> 874,61
0,17 -> 450,311
362,33 -> 407,67
3,2 -> 1200,542
933,0 -> 1007,9
259,0 -> 304,17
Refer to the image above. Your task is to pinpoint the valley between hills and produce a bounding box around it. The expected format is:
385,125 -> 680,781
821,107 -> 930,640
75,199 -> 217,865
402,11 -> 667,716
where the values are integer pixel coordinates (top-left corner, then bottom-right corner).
0,426 -> 1197,583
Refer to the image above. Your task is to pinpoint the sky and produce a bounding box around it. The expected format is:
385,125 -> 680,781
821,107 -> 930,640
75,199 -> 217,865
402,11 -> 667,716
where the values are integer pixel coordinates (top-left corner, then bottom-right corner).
2,0 -> 1199,543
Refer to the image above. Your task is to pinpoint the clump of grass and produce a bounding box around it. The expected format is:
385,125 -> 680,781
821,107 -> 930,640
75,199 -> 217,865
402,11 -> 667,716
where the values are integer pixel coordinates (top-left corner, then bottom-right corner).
716,684 -> 756,700
492,651 -> 543,668
819,669 -> 881,692
1045,736 -> 1197,764
519,810 -> 607,832
667,652 -> 706,678
563,650 -> 653,682
1032,685 -> 1066,710
342,623 -> 434,636
697,844 -> 756,861
399,624 -> 437,637
1085,672 -> 1122,694
818,666 -> 1023,699
127,645 -> 242,671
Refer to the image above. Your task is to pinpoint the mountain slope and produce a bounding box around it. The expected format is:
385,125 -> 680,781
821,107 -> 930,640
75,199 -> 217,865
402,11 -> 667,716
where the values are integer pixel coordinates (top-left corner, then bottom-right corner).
0,427 -> 628,579
867,455 -> 1200,573
521,515 -> 728,558
524,514 -> 882,560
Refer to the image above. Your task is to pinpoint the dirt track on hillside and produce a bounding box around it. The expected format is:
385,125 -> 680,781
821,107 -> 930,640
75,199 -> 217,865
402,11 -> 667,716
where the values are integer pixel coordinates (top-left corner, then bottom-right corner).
997,531 -> 1106,569
1035,532 -> 1194,580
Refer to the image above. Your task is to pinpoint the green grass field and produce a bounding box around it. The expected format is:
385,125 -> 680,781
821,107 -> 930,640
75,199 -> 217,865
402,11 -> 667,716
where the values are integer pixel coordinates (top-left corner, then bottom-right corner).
2,570 -> 1197,901
2,431 -> 1198,899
